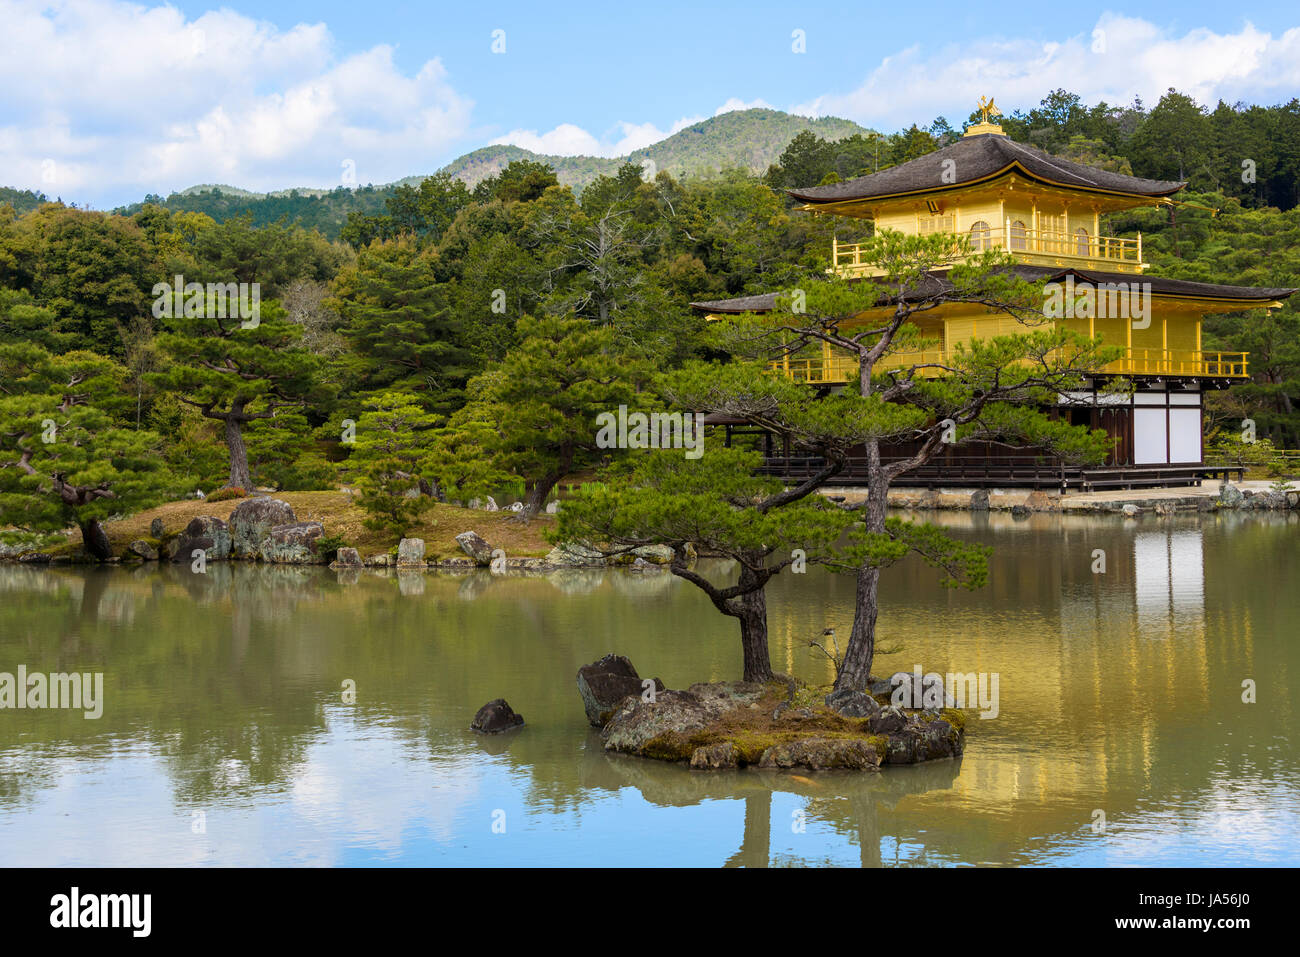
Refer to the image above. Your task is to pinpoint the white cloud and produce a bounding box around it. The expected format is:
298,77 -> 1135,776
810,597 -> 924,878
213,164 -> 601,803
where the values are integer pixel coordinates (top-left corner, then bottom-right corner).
714,97 -> 774,115
490,99 -> 771,160
608,121 -> 670,155
794,15 -> 1300,129
0,0 -> 474,204
490,119 -> 679,158
491,120 -> 670,157
490,123 -> 605,156
669,114 -> 707,133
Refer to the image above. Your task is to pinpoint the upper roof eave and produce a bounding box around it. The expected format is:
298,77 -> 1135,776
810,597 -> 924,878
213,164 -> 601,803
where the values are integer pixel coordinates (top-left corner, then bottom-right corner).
690,267 -> 1296,314
786,134 -> 1185,207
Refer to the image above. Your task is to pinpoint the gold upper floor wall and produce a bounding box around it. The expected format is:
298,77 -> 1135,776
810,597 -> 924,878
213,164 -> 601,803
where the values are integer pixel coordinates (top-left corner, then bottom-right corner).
769,299 -> 1249,383
824,173 -> 1157,277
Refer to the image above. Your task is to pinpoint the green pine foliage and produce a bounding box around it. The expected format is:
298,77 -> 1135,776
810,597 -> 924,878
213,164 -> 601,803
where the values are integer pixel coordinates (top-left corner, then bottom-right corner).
149,296 -> 331,490
443,315 -> 644,517
0,345 -> 186,550
347,392 -> 442,537
333,239 -> 474,410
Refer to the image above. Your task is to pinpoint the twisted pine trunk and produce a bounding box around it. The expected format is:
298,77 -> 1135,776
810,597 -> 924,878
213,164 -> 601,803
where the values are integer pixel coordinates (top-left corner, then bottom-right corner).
224,411 -> 253,490
522,478 -> 556,519
834,443 -> 888,692
735,587 -> 774,684
670,554 -> 776,684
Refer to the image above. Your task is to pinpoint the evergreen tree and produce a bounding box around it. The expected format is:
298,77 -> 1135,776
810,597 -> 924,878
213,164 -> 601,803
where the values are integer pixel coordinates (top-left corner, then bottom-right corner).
449,315 -> 642,517
150,297 -> 328,491
347,392 -> 442,537
334,239 -> 474,410
558,446 -> 857,682
0,345 -> 184,558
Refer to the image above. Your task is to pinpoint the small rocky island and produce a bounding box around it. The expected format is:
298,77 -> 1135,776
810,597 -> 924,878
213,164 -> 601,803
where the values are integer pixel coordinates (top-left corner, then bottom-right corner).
577,655 -> 966,772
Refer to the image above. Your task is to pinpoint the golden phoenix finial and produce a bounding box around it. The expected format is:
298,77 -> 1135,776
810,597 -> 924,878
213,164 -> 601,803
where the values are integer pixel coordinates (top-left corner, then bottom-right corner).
977,96 -> 1001,124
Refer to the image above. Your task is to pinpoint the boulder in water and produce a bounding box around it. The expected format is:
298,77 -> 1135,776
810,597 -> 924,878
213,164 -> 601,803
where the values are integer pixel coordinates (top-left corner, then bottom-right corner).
172,516 -> 231,562
396,538 -> 425,566
470,699 -> 525,734
1218,483 -> 1245,508
758,737 -> 881,770
455,531 -> 494,566
128,539 -> 159,561
576,654 -> 665,727
260,522 -> 324,564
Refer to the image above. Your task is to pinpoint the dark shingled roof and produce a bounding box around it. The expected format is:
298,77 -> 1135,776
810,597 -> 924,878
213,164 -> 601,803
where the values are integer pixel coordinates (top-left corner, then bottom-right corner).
787,134 -> 1185,204
690,267 -> 1295,313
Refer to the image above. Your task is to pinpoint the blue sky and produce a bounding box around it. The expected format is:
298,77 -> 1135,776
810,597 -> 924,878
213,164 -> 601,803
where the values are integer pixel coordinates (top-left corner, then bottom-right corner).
2,0 -> 1299,207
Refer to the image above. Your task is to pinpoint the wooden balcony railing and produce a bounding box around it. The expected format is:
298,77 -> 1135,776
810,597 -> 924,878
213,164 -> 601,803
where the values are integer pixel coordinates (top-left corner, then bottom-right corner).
770,349 -> 949,384
769,353 -> 859,384
1105,349 -> 1248,378
770,348 -> 1249,383
833,223 -> 1143,276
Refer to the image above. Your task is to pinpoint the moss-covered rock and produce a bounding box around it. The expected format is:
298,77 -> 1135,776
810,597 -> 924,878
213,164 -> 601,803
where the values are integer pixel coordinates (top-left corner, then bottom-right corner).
259,521 -> 325,564
228,497 -> 296,560
758,737 -> 881,770
939,708 -> 968,733
690,742 -> 739,769
126,538 -> 160,561
600,678 -> 967,773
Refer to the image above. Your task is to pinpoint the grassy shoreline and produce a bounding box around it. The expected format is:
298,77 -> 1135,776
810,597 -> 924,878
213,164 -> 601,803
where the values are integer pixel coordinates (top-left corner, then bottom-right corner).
45,490 -> 557,561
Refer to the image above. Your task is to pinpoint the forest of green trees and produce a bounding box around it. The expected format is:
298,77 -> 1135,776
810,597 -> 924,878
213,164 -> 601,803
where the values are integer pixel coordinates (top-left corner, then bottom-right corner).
1,88 -> 1298,555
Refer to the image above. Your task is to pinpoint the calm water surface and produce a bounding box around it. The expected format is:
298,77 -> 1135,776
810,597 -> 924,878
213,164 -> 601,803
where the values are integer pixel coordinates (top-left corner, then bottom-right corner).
1,512 -> 1296,867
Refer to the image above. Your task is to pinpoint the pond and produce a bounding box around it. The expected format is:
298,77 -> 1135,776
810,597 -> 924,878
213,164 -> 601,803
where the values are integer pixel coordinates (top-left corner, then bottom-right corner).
1,512 -> 1297,866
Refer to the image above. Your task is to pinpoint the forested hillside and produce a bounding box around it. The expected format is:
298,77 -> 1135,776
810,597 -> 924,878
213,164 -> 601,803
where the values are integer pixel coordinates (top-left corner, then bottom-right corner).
432,110 -> 866,190
112,185 -> 393,239
2,88 -> 1298,555
0,187 -> 49,215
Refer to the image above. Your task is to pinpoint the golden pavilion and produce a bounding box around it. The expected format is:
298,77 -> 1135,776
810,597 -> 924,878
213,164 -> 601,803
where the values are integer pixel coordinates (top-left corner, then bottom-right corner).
691,100 -> 1295,489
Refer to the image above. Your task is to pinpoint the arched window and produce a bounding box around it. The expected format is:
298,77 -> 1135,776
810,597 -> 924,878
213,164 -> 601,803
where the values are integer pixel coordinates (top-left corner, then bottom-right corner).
1009,220 -> 1028,251
1075,227 -> 1090,257
969,220 -> 992,251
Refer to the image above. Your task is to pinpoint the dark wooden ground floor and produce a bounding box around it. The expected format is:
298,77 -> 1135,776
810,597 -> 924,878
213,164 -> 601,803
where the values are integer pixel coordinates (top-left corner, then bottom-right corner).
752,451 -> 1241,490
720,384 -> 1240,490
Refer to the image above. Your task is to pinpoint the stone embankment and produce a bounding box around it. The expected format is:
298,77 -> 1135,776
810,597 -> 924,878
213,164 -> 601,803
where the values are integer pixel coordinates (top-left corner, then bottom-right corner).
349,537 -> 688,571
820,480 -> 1300,516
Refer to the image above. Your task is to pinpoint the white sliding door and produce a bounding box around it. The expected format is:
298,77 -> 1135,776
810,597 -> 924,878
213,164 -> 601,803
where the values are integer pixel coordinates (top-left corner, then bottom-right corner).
1134,407 -> 1168,464
1169,407 -> 1202,463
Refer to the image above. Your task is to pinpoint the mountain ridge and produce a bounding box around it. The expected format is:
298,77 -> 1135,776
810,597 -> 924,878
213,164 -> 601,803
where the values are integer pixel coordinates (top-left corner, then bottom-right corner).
128,108 -> 870,207
428,109 -> 871,191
